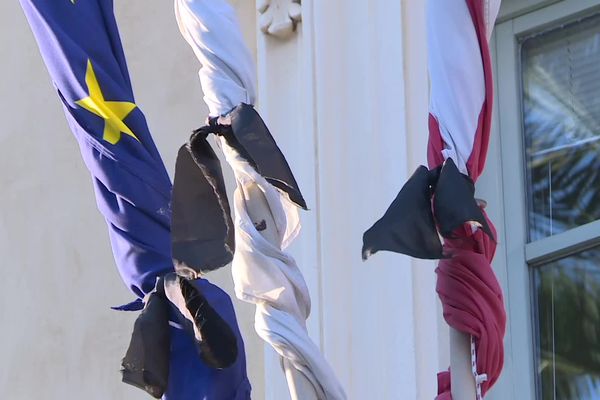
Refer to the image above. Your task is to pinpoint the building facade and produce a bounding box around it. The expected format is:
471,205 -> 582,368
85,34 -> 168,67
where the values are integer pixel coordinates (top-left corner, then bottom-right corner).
1,0 -> 599,399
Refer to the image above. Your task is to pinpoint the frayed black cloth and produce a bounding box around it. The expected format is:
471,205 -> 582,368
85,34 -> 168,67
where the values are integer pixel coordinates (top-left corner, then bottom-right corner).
121,275 -> 239,398
171,104 -> 307,275
179,278 -> 238,368
362,158 -> 494,260
362,166 -> 444,260
196,103 -> 307,210
171,136 -> 234,275
121,283 -> 170,398
434,159 -> 493,239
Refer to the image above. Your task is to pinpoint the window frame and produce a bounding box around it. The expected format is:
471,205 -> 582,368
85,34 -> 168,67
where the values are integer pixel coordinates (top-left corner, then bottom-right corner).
493,1 -> 600,398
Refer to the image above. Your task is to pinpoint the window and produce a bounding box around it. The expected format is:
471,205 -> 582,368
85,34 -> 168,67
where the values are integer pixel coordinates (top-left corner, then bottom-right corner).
522,14 -> 600,398
494,1 -> 600,399
521,13 -> 600,242
533,247 -> 600,399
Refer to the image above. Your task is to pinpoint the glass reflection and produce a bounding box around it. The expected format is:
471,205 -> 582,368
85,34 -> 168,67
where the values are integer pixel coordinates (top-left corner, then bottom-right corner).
521,14 -> 600,242
534,247 -> 600,399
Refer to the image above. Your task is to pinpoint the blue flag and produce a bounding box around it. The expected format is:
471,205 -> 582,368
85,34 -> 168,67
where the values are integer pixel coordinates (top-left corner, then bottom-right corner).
19,1 -> 250,398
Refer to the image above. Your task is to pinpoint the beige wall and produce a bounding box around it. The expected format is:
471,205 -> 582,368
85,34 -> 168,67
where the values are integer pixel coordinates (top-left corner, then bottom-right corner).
254,1 -> 447,398
0,1 -> 264,399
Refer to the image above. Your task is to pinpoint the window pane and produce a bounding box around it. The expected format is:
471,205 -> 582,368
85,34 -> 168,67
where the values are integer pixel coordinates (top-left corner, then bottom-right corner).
534,247 -> 600,400
521,14 -> 600,242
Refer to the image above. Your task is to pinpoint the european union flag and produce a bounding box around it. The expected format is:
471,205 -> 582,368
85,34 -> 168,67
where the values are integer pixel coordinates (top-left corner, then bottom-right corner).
19,1 -> 250,398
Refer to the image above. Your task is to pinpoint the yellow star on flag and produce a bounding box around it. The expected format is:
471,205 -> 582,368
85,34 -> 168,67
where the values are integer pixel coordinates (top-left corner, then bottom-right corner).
76,60 -> 139,144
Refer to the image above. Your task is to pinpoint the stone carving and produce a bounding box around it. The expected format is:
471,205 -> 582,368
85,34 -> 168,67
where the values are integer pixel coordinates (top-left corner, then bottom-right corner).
257,0 -> 301,39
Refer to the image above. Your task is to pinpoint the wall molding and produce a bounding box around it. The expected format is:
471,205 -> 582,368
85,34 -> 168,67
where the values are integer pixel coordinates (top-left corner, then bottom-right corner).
257,0 -> 301,39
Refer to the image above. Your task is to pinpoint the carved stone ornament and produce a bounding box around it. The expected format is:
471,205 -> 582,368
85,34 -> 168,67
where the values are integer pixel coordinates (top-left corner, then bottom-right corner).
257,0 -> 301,39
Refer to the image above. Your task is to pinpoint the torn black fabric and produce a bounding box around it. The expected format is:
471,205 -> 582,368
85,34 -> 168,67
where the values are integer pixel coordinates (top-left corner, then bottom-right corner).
361,158 -> 494,261
362,166 -> 444,260
197,104 -> 307,210
226,104 -> 307,209
163,274 -> 238,369
433,158 -> 494,240
179,278 -> 238,369
121,289 -> 170,399
121,274 -> 241,397
171,137 -> 234,275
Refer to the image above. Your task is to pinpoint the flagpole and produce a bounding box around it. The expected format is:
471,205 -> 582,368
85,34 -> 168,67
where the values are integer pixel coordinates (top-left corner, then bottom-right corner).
242,182 -> 319,400
450,328 -> 477,399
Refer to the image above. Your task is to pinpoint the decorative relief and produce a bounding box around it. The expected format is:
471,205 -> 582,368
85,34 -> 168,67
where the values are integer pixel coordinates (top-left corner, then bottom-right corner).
257,0 -> 301,39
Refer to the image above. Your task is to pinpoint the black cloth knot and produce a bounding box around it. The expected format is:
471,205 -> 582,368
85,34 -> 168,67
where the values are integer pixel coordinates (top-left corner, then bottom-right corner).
121,274 -> 239,398
362,158 -> 494,260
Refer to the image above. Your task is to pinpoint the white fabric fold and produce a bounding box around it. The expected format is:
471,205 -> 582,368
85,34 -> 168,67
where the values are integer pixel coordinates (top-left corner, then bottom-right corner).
428,0 -> 485,174
174,0 -> 257,116
485,0 -> 502,40
219,138 -> 307,318
255,304 -> 346,400
220,140 -> 346,400
428,0 -> 502,175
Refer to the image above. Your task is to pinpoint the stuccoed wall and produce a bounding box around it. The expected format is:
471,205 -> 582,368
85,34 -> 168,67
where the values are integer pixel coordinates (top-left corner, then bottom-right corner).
254,1 -> 448,398
0,1 -> 264,399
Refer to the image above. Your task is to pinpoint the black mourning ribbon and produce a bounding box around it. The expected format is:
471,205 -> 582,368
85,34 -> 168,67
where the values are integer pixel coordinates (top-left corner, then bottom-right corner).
171,131 -> 235,275
362,158 -> 494,260
121,281 -> 170,398
203,103 -> 307,210
121,274 -> 239,399
171,103 -> 307,276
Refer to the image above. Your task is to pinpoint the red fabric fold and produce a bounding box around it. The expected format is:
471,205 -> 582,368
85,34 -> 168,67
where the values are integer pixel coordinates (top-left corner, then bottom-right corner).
437,370 -> 452,400
434,219 -> 506,399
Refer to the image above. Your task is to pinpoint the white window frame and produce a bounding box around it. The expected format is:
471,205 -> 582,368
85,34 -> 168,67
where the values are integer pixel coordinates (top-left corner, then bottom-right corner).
490,1 -> 600,398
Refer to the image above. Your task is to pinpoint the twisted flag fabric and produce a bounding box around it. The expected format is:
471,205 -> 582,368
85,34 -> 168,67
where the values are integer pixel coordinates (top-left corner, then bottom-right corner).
362,0 -> 505,398
220,133 -> 346,399
175,0 -> 256,117
19,1 -> 250,398
428,1 -> 505,398
175,0 -> 346,398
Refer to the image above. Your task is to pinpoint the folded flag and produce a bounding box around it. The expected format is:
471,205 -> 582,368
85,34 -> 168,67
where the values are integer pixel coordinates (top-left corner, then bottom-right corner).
19,1 -> 250,398
361,1 -> 505,398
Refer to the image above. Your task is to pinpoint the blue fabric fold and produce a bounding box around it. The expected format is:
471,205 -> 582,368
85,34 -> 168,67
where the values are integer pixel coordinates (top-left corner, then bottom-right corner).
112,298 -> 145,312
166,278 -> 251,400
